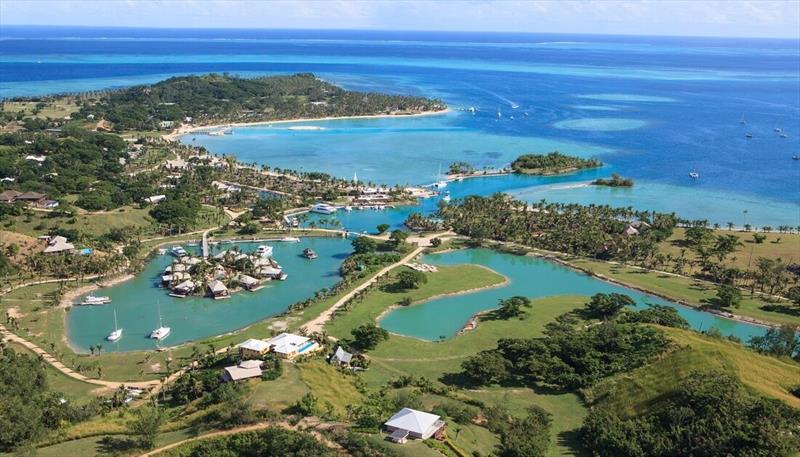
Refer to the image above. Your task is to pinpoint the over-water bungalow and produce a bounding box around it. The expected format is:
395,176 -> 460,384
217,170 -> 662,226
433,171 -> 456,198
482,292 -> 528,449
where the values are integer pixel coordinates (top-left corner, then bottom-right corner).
238,274 -> 261,291
207,280 -> 230,299
172,279 -> 196,297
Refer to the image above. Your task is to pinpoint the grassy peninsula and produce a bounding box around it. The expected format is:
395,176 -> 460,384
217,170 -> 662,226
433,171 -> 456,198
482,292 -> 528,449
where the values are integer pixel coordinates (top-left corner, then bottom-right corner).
510,151 -> 602,175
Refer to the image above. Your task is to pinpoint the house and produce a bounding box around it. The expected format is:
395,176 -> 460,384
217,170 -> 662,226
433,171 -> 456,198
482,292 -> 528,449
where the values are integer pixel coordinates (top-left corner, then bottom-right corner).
265,332 -> 320,359
623,225 -> 640,236
384,408 -> 445,442
207,280 -> 229,299
238,274 -> 261,291
172,279 -> 196,296
329,346 -> 353,366
145,195 -> 166,204
222,359 -> 263,382
0,190 -> 21,203
17,191 -> 47,207
43,236 -> 75,254
165,159 -> 188,170
238,338 -> 271,359
255,265 -> 283,280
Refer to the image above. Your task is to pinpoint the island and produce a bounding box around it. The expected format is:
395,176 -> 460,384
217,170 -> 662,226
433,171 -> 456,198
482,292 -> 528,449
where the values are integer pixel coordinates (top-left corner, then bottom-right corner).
591,173 -> 635,187
510,151 -> 602,175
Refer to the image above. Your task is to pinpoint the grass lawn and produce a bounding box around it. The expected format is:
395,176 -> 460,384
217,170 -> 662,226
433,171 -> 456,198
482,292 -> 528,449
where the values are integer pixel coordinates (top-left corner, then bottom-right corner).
5,206 -> 154,238
569,257 -> 800,326
21,429 -> 194,457
659,228 -> 800,273
2,98 -> 80,119
585,326 -> 800,414
295,359 -> 364,416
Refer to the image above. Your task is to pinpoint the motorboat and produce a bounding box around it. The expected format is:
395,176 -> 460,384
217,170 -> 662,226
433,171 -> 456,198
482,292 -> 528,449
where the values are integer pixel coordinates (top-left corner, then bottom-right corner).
745,133 -> 753,138
81,295 -> 111,305
280,236 -> 301,242
344,205 -> 353,212
107,310 -> 122,342
158,248 -> 167,255
311,203 -> 337,214
256,245 -> 273,257
171,246 -> 188,257
689,171 -> 700,179
442,191 -> 452,203
302,248 -> 318,259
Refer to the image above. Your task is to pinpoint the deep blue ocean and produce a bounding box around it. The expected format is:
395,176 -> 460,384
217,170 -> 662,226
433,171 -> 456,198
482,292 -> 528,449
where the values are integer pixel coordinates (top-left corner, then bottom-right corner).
1,26 -> 798,226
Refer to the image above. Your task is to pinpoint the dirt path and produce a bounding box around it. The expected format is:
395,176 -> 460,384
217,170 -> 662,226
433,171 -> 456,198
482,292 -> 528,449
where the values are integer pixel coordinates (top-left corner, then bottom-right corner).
137,419 -> 342,457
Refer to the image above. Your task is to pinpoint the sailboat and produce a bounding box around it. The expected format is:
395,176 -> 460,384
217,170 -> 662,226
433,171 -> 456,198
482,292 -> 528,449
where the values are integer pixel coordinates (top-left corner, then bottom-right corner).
433,164 -> 448,189
442,191 -> 452,203
689,170 -> 700,179
149,304 -> 171,340
739,114 -> 747,125
107,310 -> 123,342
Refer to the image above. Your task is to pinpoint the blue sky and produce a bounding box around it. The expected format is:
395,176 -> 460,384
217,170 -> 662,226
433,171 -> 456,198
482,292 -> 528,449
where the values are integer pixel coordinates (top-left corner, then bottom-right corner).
1,0 -> 799,39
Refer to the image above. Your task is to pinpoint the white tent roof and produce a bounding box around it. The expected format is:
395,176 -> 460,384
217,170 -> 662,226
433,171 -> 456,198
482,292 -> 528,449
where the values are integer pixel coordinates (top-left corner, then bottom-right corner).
207,280 -> 228,293
333,346 -> 353,364
239,338 -> 270,352
223,365 -> 261,381
384,408 -> 442,436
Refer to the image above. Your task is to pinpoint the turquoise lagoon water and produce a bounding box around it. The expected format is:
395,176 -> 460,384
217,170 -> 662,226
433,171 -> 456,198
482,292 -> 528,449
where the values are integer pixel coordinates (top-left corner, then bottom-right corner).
379,248 -> 766,342
67,238 -> 351,352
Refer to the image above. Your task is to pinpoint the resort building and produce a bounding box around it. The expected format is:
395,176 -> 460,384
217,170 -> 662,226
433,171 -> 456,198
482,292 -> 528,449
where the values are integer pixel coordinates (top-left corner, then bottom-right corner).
1,190 -> 49,207
0,190 -> 21,203
222,359 -> 263,382
384,408 -> 445,443
43,236 -> 75,255
172,280 -> 196,296
265,333 -> 320,359
206,280 -> 229,299
238,274 -> 261,291
238,338 -> 271,359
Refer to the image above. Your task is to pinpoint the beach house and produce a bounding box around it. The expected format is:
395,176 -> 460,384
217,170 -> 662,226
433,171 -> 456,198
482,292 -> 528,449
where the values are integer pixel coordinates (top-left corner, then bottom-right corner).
238,338 -> 271,359
264,332 -> 320,359
222,360 -> 263,382
383,408 -> 445,443
329,346 -> 353,366
206,280 -> 229,299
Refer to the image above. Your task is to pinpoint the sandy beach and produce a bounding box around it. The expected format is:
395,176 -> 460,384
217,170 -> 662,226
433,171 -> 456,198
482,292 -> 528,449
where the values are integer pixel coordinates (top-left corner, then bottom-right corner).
163,108 -> 451,141
58,273 -> 135,308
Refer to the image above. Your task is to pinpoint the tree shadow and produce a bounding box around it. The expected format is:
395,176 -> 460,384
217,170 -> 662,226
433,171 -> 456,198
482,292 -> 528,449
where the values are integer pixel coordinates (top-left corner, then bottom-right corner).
760,303 -> 800,317
556,429 -> 590,457
379,283 -> 411,293
96,436 -> 139,455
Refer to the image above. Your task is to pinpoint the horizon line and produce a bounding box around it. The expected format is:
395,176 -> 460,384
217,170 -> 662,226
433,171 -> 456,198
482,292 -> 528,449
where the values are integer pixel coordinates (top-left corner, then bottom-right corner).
2,23 -> 799,41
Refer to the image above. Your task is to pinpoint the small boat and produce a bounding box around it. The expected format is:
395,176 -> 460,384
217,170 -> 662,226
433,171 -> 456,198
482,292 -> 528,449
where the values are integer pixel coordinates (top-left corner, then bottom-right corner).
291,218 -> 300,228
344,205 -> 353,212
509,115 -> 514,120
280,236 -> 301,242
779,133 -> 788,138
82,295 -> 111,305
792,155 -> 800,160
170,246 -> 188,257
278,273 -> 288,281
107,310 -> 123,342
158,248 -> 167,255
523,112 -> 529,117
442,191 -> 452,203
311,203 -> 337,215
256,245 -> 273,257
149,305 -> 170,340
774,127 -> 783,133
745,133 -> 753,138
468,106 -> 476,114
302,248 -> 318,259
689,171 -> 700,179
739,114 -> 747,125
496,109 -> 502,118
433,180 -> 448,189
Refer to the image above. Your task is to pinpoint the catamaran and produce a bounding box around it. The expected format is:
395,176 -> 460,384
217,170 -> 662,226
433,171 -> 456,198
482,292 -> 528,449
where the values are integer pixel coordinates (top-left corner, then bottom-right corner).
689,171 -> 700,179
433,164 -> 448,189
170,246 -> 188,257
81,295 -> 111,305
149,305 -> 171,340
107,310 -> 123,342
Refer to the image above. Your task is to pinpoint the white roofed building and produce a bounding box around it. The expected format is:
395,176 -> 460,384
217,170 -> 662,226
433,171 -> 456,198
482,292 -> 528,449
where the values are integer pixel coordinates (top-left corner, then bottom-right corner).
384,408 -> 445,442
43,236 -> 75,255
265,332 -> 320,359
238,338 -> 271,359
222,359 -> 263,382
